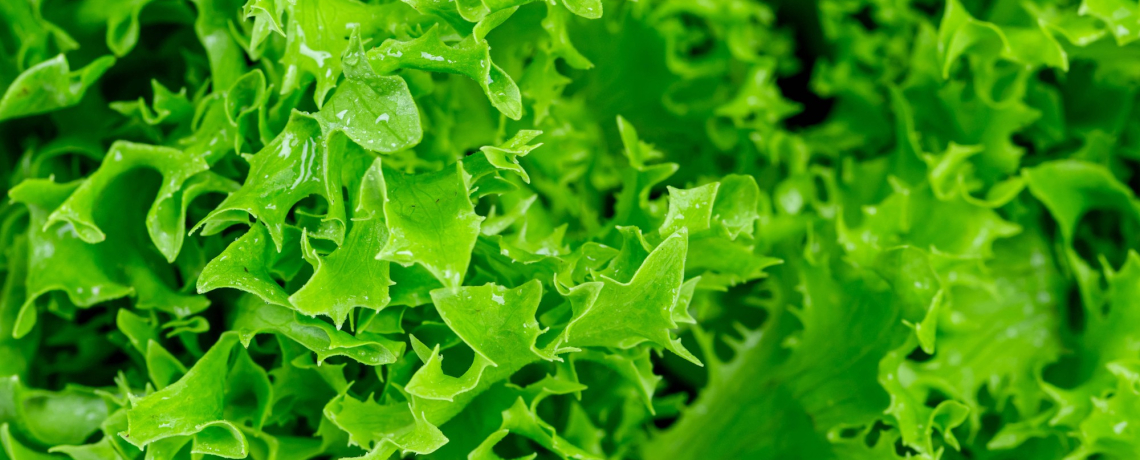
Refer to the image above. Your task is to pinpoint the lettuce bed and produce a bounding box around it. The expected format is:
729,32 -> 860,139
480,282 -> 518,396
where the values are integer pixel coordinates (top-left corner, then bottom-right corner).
2,0 -> 1140,459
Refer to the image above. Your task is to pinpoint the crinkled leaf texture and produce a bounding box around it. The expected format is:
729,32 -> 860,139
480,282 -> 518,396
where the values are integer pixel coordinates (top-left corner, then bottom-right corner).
7,0 -> 1140,459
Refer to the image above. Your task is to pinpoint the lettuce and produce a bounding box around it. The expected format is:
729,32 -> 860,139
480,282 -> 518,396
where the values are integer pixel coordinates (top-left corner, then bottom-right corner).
3,0 -> 1140,459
